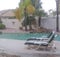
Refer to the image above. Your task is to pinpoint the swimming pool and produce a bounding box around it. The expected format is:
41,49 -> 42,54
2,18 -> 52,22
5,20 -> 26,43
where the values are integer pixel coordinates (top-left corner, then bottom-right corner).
0,32 -> 59,41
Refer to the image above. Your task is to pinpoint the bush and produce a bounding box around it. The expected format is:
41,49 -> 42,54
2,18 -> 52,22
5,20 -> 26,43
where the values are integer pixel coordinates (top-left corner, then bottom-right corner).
0,24 -> 5,29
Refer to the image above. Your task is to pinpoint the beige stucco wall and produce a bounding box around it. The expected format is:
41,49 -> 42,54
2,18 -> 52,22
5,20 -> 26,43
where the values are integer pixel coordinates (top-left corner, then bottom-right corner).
1,19 -> 20,29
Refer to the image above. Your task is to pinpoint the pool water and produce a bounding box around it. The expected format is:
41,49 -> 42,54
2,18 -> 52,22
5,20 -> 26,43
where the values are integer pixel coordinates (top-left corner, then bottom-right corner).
0,32 -> 59,41
55,35 -> 60,41
0,33 -> 49,40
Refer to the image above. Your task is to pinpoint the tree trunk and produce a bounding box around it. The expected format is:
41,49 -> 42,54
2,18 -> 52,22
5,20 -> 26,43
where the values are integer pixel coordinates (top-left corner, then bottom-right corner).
29,16 -> 32,30
38,16 -> 41,27
29,21 -> 32,30
56,0 -> 59,32
24,7 -> 27,31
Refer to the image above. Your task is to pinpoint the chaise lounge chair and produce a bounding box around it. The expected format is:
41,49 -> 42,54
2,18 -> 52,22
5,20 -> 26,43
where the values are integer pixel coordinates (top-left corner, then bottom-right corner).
25,31 -> 55,50
25,31 -> 53,45
33,32 -> 55,50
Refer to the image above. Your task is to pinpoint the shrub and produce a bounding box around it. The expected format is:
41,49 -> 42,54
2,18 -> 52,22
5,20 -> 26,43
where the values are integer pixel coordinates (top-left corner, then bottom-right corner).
0,23 -> 6,29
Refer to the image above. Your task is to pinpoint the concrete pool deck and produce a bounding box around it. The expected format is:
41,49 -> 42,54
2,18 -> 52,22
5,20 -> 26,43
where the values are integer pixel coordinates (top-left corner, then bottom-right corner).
0,39 -> 59,57
0,28 -> 29,33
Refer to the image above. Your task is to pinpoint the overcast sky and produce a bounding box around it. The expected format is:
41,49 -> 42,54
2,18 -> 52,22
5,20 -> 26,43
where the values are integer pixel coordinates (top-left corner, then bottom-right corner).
41,0 -> 56,12
0,0 -> 20,10
0,0 -> 56,12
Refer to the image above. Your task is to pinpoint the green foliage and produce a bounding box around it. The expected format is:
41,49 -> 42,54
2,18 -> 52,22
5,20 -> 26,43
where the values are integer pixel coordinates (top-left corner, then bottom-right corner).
48,10 -> 57,16
35,9 -> 48,17
18,0 -> 48,30
15,0 -> 34,20
14,8 -> 23,20
27,4 -> 35,14
52,11 -> 56,16
19,0 -> 35,16
18,0 -> 47,17
31,0 -> 42,9
39,10 -> 48,16
23,0 -> 32,7
22,16 -> 36,26
0,23 -> 5,29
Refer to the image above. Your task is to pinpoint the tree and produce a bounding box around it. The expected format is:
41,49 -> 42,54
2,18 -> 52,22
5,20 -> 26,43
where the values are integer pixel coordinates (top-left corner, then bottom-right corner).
15,0 -> 47,30
19,0 -> 35,17
30,0 -> 47,27
48,10 -> 57,16
31,0 -> 42,9
40,10 -> 48,26
27,4 -> 35,14
52,11 -> 56,16
35,9 -> 48,27
15,8 -> 23,20
19,0 -> 35,31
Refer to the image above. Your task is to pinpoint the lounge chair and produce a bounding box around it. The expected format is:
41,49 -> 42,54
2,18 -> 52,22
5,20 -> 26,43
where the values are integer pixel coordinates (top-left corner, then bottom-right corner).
33,32 -> 55,48
38,32 -> 55,50
25,31 -> 55,50
26,32 -> 52,41
25,32 -> 53,45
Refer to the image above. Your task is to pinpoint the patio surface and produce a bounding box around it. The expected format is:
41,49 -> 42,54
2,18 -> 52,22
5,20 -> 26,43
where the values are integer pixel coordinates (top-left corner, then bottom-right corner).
0,39 -> 59,57
0,28 -> 29,33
